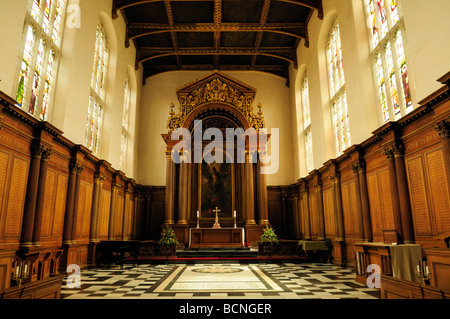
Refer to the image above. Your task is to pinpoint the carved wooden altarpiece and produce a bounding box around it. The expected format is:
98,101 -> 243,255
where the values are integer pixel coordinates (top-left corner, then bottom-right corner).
161,71 -> 270,246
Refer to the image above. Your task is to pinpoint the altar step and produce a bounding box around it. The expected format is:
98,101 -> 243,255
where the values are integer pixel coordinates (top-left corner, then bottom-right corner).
176,248 -> 258,258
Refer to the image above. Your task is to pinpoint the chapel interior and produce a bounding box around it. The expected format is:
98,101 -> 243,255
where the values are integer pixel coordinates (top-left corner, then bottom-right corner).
0,0 -> 449,300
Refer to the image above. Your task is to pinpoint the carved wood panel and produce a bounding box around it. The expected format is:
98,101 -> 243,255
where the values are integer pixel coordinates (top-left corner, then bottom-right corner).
323,188 -> 335,238
367,168 -> 395,242
75,182 -> 93,240
309,191 -> 318,239
98,190 -> 111,238
3,156 -> 29,239
342,181 -> 358,237
406,155 -> 433,237
424,149 -> 450,235
51,174 -> 67,239
115,195 -> 124,238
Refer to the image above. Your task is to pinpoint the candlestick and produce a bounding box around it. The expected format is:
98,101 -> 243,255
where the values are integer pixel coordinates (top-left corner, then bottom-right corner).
197,211 -> 200,228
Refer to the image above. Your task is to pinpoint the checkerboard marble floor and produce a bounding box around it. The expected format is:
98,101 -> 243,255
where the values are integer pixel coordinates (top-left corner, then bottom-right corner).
61,263 -> 381,299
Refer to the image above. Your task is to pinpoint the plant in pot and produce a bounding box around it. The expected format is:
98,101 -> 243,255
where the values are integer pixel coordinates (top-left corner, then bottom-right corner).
159,225 -> 178,262
258,226 -> 279,261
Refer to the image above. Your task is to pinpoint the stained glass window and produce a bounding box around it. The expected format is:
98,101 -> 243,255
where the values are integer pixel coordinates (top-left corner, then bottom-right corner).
366,0 -> 379,50
120,78 -> 131,171
16,0 -> 66,120
16,26 -> 36,107
363,0 -> 413,122
326,20 -> 351,156
301,74 -> 313,172
327,22 -> 345,99
85,23 -> 109,155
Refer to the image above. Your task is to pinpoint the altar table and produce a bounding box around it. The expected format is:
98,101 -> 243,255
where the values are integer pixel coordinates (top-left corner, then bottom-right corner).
189,228 -> 245,248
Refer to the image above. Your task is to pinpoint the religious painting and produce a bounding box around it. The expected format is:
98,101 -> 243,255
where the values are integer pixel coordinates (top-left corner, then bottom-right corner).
199,155 -> 234,219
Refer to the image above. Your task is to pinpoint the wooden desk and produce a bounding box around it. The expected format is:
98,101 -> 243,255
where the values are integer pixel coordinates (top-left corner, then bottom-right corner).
189,228 -> 244,248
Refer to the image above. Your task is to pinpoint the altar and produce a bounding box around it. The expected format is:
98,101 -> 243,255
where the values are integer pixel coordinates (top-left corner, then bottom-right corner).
189,228 -> 245,248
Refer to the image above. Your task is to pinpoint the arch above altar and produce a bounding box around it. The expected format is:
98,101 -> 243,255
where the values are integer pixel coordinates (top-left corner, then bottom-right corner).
161,71 -> 270,246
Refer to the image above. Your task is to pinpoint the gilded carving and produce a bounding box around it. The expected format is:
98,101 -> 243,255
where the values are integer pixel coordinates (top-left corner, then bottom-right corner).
435,118 -> 450,138
167,71 -> 265,133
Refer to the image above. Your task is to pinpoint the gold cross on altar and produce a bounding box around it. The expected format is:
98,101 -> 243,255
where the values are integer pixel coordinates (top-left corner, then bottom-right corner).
212,207 -> 221,228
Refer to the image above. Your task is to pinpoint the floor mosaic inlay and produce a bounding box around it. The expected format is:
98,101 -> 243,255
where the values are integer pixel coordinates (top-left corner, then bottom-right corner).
61,263 -> 381,299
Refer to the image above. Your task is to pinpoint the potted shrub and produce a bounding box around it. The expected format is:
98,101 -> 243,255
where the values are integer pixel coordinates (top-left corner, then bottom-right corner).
159,225 -> 178,261
258,226 -> 279,261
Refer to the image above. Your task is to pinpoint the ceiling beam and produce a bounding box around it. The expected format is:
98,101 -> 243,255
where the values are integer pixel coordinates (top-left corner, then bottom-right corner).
126,22 -> 308,45
252,0 -> 272,69
142,63 -> 290,86
137,48 -> 296,65
213,0 -> 222,68
114,0 -> 322,13
163,0 -> 182,68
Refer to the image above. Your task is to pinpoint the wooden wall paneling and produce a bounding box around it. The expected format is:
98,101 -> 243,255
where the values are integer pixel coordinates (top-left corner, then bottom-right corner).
52,173 -> 68,239
0,252 -> 14,291
405,154 -> 433,237
148,187 -> 165,240
98,188 -> 111,240
0,155 -> 29,247
367,172 -> 384,242
378,168 -> 395,230
116,194 -> 124,239
323,187 -> 335,239
267,187 -> 282,236
423,148 -> 450,236
308,188 -> 318,240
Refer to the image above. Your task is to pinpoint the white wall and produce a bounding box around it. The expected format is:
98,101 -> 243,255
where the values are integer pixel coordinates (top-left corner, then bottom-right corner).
2,0 -> 449,186
0,0 -> 28,95
138,70 -> 294,186
289,0 -> 450,181
0,0 -> 142,180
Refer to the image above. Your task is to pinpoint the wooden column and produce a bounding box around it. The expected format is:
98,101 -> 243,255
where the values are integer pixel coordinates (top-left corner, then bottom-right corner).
89,175 -> 104,243
352,163 -> 365,242
187,162 -> 192,222
257,153 -> 269,226
358,162 -> 372,242
62,161 -> 78,245
164,151 -> 175,225
32,147 -> 52,246
177,157 -> 188,225
393,143 -> 415,244
383,147 -> 404,243
240,162 -> 246,222
71,164 -> 84,243
20,142 -> 43,248
314,181 -> 326,240
245,151 -> 256,225
435,119 -> 450,194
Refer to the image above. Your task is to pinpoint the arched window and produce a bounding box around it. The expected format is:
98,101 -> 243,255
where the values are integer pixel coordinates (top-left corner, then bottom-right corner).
301,73 -> 314,173
326,20 -> 351,156
364,0 -> 413,122
85,22 -> 109,155
120,77 -> 131,172
16,0 -> 67,121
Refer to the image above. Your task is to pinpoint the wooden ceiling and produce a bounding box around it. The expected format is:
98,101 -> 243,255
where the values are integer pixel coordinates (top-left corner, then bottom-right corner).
112,0 -> 323,85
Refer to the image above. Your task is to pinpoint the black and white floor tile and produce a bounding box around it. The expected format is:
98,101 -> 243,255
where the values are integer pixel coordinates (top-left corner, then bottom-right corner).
61,263 -> 381,299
